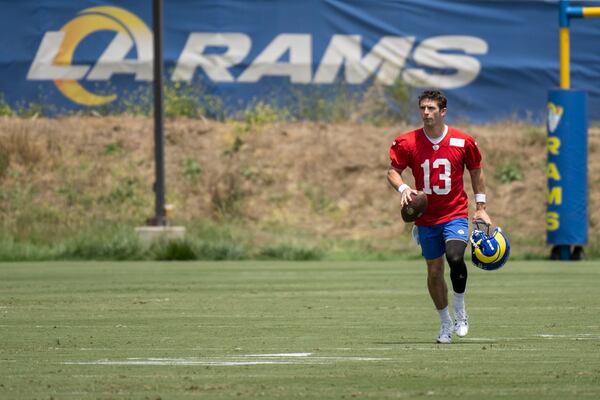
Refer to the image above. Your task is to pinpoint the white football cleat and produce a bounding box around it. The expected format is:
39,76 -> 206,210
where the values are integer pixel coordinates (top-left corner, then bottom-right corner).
436,322 -> 453,344
454,310 -> 469,337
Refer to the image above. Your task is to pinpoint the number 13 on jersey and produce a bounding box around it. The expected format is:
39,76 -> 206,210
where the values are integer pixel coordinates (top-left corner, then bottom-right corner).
421,158 -> 451,195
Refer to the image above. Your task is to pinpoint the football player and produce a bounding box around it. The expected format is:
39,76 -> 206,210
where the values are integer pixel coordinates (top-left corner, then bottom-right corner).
387,90 -> 492,344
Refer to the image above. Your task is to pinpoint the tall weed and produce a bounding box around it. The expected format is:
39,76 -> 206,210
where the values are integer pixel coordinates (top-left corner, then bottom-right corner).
150,238 -> 247,261
0,93 -> 13,116
208,169 -> 245,219
0,145 -> 10,180
1,124 -> 43,167
60,227 -> 144,260
151,239 -> 197,261
0,239 -> 57,262
496,161 -> 524,183
257,243 -> 324,261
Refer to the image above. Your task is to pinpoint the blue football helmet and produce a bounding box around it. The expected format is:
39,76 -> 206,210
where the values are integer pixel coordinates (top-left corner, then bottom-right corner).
470,221 -> 510,271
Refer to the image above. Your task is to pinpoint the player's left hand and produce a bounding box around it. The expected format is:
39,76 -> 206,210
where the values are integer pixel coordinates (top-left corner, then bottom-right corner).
473,209 -> 492,226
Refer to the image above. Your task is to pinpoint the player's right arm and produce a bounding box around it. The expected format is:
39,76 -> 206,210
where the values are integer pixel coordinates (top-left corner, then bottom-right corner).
387,167 -> 416,206
389,135 -> 418,206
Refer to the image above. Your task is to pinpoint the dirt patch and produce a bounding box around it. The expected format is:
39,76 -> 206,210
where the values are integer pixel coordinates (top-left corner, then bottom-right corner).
0,116 -> 598,257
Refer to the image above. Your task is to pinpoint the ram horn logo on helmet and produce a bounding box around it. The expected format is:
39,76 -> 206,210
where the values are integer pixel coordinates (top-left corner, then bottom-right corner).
470,221 -> 510,271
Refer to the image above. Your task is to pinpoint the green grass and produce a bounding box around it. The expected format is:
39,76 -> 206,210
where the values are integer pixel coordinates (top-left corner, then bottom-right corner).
1,261 -> 600,399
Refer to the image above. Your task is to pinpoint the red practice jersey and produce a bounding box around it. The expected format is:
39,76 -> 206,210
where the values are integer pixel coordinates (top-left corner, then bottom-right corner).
389,126 -> 482,226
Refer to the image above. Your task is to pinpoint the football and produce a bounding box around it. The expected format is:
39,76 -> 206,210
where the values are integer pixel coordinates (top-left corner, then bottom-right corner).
401,191 -> 428,222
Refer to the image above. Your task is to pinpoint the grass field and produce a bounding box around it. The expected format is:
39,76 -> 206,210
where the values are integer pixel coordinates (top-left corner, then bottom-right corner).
1,260 -> 600,399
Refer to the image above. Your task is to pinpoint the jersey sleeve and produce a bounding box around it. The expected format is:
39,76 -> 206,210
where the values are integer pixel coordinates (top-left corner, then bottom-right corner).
389,136 -> 410,170
464,137 -> 482,170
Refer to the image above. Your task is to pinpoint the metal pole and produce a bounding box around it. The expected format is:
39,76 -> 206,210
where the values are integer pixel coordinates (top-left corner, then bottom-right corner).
559,0 -> 600,89
559,0 -> 570,89
152,0 -> 166,226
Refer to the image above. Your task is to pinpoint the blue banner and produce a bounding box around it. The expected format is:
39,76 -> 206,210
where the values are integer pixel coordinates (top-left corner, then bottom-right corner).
546,89 -> 588,245
1,0 -> 600,122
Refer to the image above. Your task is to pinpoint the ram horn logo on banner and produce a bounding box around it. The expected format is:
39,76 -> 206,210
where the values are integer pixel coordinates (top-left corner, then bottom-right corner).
547,102 -> 564,133
27,6 -> 152,106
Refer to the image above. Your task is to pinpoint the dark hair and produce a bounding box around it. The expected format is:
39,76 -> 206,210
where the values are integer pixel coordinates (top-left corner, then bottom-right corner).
418,90 -> 447,110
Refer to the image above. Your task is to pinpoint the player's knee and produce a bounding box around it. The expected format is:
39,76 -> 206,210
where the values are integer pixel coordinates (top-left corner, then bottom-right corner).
446,252 -> 464,268
427,265 -> 445,281
445,240 -> 467,266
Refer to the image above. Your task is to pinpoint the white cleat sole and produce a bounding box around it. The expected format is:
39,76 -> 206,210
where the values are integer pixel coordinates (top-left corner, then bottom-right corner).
454,311 -> 469,338
455,325 -> 469,337
437,322 -> 453,344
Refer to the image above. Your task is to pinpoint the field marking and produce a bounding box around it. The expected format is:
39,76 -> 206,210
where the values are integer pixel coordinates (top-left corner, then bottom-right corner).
237,352 -> 312,357
63,352 -> 393,367
535,333 -> 600,340
66,359 -> 302,366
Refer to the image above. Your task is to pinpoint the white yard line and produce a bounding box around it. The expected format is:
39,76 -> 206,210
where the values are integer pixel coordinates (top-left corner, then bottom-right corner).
237,353 -> 312,357
65,360 -> 301,366
535,333 -> 600,340
63,352 -> 393,366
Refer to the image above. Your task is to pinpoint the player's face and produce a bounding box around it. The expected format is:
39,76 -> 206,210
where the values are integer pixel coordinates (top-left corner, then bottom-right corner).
419,99 -> 446,127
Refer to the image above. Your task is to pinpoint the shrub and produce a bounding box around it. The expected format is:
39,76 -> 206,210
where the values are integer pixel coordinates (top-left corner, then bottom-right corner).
0,239 -> 56,262
288,84 -> 356,123
257,243 -> 324,261
182,158 -> 202,182
208,169 -> 245,218
15,102 -> 48,118
359,79 -> 413,125
149,236 -> 247,261
195,241 -> 247,260
164,83 -> 201,118
496,161 -> 524,183
60,229 -> 144,260
152,239 -> 197,261
244,101 -> 282,127
0,93 -> 13,116
104,142 -> 123,156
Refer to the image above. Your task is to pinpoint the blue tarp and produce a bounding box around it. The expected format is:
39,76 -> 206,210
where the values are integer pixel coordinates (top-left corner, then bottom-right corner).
1,0 -> 599,122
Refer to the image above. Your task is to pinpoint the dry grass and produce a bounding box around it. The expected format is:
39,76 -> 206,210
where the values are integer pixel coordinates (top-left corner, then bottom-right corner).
0,119 -> 44,176
1,116 -> 598,257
